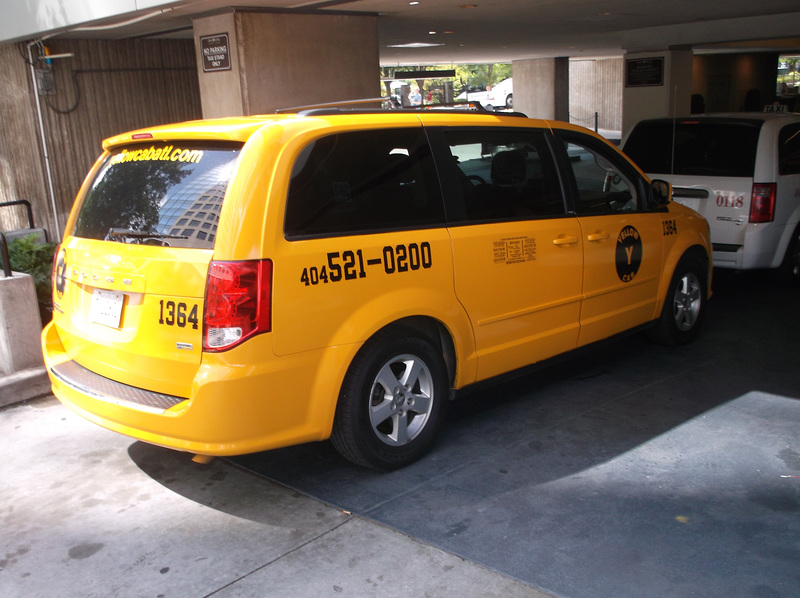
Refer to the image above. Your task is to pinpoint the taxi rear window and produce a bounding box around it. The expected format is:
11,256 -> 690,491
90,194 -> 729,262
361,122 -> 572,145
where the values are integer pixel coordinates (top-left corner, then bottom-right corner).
624,119 -> 762,178
73,142 -> 241,249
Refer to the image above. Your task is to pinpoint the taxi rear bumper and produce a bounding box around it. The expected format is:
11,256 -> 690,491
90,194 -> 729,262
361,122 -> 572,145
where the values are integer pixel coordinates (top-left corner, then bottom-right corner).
41,320 -> 357,456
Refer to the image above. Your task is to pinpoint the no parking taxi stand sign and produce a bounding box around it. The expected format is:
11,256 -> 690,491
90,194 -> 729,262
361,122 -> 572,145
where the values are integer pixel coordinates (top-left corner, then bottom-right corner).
200,33 -> 231,72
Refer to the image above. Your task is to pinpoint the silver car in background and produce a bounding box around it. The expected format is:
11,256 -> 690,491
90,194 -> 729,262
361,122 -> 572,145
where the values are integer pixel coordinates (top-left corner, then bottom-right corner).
623,113 -> 800,283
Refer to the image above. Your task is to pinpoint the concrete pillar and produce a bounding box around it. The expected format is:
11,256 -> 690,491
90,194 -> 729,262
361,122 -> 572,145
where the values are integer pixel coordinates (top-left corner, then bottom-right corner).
622,50 -> 693,137
193,11 -> 379,118
0,272 -> 43,375
512,57 -> 570,121
554,57 -> 570,122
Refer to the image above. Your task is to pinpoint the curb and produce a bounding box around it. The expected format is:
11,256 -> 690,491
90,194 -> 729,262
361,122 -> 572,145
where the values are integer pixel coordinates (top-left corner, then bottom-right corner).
0,366 -> 52,408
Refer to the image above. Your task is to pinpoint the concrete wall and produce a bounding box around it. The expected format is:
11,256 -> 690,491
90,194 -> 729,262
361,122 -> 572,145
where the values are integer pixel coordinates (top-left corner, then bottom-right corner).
622,50 -> 693,137
0,44 -> 50,234
193,13 -> 245,118
195,11 -> 379,117
513,57 -> 569,121
569,58 -> 623,133
692,52 -> 779,113
0,39 -> 201,241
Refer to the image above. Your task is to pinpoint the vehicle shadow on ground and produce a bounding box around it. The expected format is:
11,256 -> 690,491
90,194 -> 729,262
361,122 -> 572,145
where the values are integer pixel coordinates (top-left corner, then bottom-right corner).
128,269 -> 800,597
226,270 -> 798,505
130,269 -> 799,516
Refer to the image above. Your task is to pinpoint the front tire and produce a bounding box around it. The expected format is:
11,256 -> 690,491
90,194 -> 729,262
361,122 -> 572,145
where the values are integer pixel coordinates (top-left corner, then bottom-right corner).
331,327 -> 449,470
648,255 -> 707,345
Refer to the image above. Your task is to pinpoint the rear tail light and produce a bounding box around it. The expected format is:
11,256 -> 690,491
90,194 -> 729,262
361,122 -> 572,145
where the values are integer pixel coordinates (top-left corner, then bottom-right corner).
749,183 -> 776,223
203,259 -> 272,351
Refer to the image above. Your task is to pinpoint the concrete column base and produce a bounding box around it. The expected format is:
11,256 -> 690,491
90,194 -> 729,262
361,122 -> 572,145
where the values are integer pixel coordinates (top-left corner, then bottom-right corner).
0,366 -> 51,408
0,272 -> 44,375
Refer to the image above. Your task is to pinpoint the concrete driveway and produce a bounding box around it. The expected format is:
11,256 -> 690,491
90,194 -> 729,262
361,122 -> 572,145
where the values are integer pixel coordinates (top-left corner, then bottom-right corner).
1,270 -> 798,597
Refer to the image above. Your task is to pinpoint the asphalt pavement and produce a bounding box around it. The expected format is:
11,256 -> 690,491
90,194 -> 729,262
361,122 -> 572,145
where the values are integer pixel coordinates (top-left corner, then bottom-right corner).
1,270 -> 798,597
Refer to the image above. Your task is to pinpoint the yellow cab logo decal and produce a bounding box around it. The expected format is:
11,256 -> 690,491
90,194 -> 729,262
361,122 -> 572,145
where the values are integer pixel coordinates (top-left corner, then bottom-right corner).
55,248 -> 68,298
615,225 -> 642,283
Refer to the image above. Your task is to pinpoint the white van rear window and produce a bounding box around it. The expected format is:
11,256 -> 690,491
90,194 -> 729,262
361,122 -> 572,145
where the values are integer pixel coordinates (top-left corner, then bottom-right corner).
624,119 -> 761,178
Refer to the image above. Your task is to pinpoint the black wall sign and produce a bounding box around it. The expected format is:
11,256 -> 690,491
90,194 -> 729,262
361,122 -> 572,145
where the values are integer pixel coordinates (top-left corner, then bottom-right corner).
625,57 -> 664,88
201,34 -> 231,72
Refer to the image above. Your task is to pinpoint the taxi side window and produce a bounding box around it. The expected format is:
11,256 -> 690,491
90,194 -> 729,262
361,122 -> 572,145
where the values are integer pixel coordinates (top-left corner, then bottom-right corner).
779,124 -> 800,175
284,128 -> 444,238
444,129 -> 566,222
562,138 -> 639,215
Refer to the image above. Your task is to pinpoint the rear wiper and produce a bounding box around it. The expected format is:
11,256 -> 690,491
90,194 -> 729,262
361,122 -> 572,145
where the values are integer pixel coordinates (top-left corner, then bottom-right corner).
105,228 -> 188,243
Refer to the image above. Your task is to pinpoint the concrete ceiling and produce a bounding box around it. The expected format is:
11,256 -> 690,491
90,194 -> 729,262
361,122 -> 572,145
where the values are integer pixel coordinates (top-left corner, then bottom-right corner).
37,0 -> 800,65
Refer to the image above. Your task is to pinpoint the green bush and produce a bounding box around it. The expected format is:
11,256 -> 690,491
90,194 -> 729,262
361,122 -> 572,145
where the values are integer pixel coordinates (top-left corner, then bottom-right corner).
6,234 -> 57,326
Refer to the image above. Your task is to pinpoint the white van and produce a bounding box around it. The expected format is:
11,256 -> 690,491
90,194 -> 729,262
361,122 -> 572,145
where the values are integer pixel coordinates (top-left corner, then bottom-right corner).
623,113 -> 800,283
457,78 -> 513,111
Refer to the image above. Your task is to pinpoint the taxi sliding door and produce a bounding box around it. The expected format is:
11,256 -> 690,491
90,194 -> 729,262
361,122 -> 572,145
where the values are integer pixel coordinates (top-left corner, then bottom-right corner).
437,127 -> 583,382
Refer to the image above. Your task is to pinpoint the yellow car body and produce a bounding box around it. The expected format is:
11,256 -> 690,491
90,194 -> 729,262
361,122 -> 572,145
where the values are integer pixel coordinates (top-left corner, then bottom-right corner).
43,109 -> 712,469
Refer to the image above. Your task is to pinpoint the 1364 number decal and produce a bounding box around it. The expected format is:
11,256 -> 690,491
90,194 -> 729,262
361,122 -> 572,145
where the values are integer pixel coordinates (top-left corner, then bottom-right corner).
158,300 -> 199,329
301,242 -> 432,286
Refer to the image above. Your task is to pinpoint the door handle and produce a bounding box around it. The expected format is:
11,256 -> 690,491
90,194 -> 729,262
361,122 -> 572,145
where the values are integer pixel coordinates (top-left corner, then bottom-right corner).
552,236 -> 578,246
586,232 -> 610,242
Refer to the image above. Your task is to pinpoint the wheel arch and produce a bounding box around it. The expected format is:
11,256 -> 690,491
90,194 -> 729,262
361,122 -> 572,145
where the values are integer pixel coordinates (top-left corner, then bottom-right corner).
315,312 -> 468,442
377,316 -> 458,391
656,242 -> 712,317
328,314 -> 458,469
770,216 -> 800,270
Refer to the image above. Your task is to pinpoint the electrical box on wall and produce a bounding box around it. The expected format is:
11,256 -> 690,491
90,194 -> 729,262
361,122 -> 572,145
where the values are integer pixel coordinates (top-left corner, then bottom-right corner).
35,69 -> 55,95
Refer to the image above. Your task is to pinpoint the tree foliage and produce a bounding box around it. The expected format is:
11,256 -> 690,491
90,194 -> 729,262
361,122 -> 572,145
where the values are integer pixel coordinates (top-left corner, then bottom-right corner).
7,233 -> 58,325
380,63 -> 513,101
778,56 -> 800,93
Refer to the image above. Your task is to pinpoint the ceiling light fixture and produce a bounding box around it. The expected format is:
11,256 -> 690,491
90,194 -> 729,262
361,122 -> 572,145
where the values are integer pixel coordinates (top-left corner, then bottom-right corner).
387,42 -> 445,48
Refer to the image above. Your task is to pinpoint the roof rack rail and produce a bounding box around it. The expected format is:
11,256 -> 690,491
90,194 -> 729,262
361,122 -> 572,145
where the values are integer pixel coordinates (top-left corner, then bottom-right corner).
275,98 -> 388,114
275,98 -> 528,118
406,101 -> 528,118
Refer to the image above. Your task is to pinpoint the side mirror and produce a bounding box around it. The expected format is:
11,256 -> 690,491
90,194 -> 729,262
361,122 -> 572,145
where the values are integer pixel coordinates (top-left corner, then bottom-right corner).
649,179 -> 672,208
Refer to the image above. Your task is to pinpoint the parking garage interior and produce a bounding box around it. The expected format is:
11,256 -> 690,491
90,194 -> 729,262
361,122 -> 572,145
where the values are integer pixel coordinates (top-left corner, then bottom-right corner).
1,2 -> 799,597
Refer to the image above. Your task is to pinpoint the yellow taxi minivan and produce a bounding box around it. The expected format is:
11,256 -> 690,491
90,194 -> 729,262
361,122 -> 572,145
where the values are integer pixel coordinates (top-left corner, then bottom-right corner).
43,106 -> 712,470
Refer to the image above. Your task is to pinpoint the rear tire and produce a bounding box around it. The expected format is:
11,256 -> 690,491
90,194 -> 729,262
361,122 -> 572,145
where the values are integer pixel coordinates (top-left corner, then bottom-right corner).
648,255 -> 707,345
330,326 -> 449,471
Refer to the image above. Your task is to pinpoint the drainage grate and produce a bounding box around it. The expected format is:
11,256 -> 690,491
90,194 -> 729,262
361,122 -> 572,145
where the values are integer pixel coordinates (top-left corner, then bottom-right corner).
50,360 -> 187,413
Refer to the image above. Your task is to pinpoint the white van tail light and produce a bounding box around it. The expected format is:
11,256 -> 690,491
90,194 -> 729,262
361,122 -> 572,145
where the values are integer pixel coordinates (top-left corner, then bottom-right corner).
203,260 -> 272,351
749,183 -> 776,223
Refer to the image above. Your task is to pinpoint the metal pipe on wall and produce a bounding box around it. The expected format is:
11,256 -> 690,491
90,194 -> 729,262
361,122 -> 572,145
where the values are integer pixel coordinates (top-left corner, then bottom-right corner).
26,39 -> 61,243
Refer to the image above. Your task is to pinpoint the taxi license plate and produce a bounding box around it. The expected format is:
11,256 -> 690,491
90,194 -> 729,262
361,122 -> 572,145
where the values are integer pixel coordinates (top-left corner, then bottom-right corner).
89,288 -> 124,328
